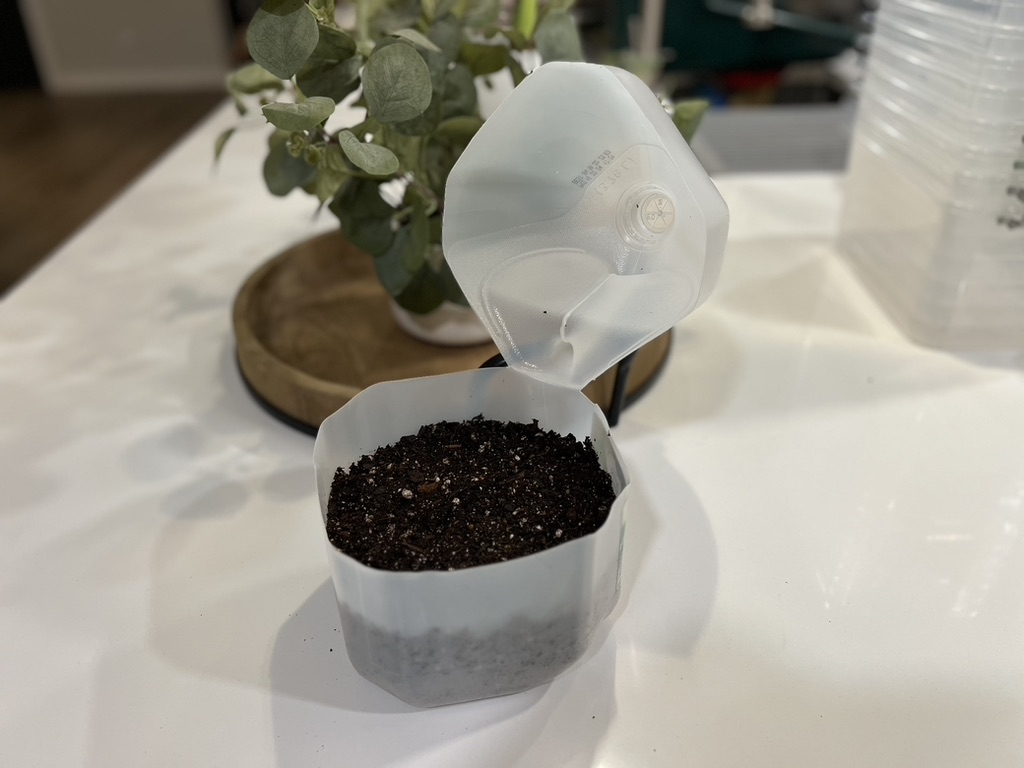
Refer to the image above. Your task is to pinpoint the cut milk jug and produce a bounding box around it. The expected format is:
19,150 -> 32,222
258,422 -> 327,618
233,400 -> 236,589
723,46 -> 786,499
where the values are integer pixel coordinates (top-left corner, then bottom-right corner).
444,62 -> 730,390
313,62 -> 728,707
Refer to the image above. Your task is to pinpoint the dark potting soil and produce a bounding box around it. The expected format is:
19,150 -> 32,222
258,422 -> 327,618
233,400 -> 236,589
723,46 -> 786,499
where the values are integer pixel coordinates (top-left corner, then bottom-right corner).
325,416 -> 616,571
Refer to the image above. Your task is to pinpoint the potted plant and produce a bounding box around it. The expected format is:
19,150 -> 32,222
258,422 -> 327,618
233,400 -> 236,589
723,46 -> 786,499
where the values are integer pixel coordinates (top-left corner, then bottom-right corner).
219,0 -> 561,337
218,0 -> 710,336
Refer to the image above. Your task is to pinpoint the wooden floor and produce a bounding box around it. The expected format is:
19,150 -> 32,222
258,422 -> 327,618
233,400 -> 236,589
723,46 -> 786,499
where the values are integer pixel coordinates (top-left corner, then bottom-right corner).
0,89 -> 224,296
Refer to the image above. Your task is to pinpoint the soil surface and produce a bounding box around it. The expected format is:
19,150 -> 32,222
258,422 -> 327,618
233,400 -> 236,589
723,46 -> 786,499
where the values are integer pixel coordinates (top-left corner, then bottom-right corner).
326,416 -> 616,571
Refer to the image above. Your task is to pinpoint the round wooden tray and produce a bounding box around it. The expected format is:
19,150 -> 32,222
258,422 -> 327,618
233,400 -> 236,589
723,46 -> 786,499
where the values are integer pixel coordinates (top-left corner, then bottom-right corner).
233,231 -> 671,433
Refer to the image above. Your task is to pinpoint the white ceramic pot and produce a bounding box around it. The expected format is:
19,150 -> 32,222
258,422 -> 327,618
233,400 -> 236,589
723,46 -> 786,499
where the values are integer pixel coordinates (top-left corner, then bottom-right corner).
313,367 -> 630,707
388,299 -> 492,347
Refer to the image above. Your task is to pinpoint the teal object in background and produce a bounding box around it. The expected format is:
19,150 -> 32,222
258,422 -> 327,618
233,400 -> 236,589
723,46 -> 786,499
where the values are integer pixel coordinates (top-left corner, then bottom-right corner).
614,0 -> 853,72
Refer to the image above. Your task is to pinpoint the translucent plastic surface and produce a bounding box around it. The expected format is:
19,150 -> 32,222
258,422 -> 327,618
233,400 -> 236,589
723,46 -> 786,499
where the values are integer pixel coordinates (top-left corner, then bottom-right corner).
875,12 -> 1024,64
885,0 -> 1024,26
845,0 -> 1024,356
839,132 -> 1024,356
861,73 -> 1024,149
869,37 -> 1024,95
871,26 -> 1024,94
856,106 -> 1023,198
443,63 -> 729,390
867,55 -> 1024,120
313,368 -> 629,707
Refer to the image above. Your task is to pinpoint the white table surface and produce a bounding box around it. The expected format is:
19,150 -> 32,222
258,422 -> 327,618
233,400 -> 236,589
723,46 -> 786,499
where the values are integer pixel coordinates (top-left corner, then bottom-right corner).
2,100 -> 1023,767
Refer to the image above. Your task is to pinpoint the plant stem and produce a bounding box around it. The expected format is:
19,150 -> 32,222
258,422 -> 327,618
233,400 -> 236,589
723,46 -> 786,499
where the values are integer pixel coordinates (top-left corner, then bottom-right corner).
355,0 -> 370,43
407,174 -> 440,212
516,0 -> 539,39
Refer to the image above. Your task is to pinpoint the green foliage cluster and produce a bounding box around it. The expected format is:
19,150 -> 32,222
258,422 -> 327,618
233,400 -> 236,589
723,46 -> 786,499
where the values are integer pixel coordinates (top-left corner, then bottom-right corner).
220,0 -> 708,314
219,0 -> 588,313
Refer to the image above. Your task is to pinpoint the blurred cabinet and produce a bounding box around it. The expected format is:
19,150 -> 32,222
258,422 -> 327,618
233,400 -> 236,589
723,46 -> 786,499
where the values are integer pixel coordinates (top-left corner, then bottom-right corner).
19,0 -> 230,93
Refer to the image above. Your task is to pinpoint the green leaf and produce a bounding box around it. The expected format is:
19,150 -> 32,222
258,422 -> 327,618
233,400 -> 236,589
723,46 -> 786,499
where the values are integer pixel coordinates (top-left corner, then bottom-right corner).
434,115 -> 483,143
315,167 -> 349,203
311,24 -> 357,59
534,10 -> 583,62
464,0 -> 501,27
227,63 -> 284,94
392,98 -> 441,137
337,130 -> 400,175
324,142 -> 348,171
672,99 -> 710,144
365,187 -> 440,306
405,192 -> 430,271
422,136 -> 460,195
213,127 -> 235,164
403,228 -> 427,273
363,43 -> 433,124
394,263 -> 446,313
368,5 -> 422,40
296,53 -> 362,102
391,48 -> 447,136
263,131 -> 317,196
247,0 -> 319,79
374,227 -> 416,295
436,0 -> 460,18
384,130 -> 424,170
230,92 -> 248,115
546,0 -> 576,12
506,49 -> 527,85
390,28 -> 442,53
440,63 -> 477,119
314,147 -> 350,201
428,15 -> 463,61
428,212 -> 443,244
459,42 -> 507,76
329,179 -> 395,254
262,96 -> 335,131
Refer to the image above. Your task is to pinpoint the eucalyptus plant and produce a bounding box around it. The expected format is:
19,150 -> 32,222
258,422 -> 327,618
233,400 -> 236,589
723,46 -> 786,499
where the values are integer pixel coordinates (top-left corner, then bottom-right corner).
219,0 -> 708,314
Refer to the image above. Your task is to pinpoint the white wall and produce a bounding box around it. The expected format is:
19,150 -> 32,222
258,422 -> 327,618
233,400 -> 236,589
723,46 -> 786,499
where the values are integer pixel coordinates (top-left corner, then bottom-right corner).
19,0 -> 230,93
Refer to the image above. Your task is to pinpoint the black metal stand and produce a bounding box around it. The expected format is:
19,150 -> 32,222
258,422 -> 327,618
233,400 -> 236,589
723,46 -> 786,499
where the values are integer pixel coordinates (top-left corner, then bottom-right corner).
238,347 -> 659,437
480,351 -> 639,427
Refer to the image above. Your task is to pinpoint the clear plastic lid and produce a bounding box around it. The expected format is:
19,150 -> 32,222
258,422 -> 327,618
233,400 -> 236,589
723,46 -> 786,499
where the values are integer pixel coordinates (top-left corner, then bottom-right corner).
443,62 -> 729,390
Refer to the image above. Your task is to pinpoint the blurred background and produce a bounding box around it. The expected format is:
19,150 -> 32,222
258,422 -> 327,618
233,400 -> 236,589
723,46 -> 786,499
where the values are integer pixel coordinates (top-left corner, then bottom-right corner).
0,0 -> 874,294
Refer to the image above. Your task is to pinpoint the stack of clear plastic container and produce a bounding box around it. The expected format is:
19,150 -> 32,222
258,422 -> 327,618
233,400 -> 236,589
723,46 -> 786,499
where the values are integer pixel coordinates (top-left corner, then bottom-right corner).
838,0 -> 1024,360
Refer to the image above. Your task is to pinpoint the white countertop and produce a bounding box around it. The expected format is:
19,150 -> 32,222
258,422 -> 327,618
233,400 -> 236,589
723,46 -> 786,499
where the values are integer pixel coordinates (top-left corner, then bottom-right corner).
2,101 -> 1023,767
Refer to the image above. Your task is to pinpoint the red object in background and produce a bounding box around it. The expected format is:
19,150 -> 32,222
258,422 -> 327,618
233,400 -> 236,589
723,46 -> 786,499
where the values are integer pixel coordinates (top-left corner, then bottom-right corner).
720,70 -> 783,91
